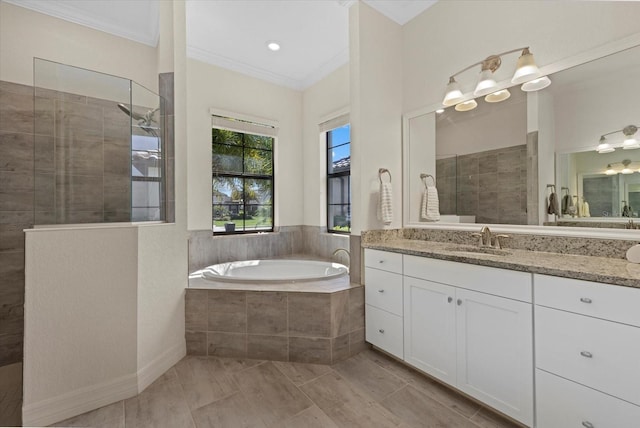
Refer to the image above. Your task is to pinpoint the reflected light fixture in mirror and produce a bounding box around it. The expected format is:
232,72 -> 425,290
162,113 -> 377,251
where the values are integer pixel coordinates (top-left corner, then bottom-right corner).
605,164 -> 616,175
441,46 -> 550,112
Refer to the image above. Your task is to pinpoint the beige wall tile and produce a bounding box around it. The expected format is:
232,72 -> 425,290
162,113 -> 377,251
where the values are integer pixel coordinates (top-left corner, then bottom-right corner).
185,331 -> 207,356
330,290 -> 349,337
208,290 -> 246,333
185,290 -> 207,331
208,332 -> 246,358
247,334 -> 288,361
348,286 -> 365,332
289,293 -> 331,338
247,291 -> 287,335
289,337 -> 331,365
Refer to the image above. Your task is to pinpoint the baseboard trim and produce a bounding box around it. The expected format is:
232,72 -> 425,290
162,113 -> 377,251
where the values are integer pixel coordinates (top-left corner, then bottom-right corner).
137,341 -> 186,393
22,372 -> 138,427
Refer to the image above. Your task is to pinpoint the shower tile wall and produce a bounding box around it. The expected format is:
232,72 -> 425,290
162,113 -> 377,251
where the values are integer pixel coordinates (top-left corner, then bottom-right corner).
0,79 -> 31,426
34,87 -> 131,223
437,144 -> 528,224
159,73 -> 175,223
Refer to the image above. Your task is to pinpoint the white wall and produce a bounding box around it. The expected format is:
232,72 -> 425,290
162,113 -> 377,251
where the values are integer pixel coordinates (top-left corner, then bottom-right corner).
403,0 -> 640,113
350,2 -> 403,234
0,1 -> 158,91
23,227 -> 139,427
186,58 -> 303,230
301,64 -> 350,227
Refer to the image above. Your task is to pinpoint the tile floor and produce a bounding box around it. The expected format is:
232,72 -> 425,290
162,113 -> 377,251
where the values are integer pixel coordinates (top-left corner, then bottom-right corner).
52,348 -> 522,428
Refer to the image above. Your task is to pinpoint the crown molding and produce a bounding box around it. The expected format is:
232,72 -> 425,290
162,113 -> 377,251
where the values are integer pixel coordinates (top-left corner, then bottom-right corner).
362,0 -> 438,25
3,0 -> 159,47
299,48 -> 350,90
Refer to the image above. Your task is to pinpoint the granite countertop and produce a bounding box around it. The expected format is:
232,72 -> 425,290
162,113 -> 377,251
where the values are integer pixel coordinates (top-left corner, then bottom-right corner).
363,239 -> 640,288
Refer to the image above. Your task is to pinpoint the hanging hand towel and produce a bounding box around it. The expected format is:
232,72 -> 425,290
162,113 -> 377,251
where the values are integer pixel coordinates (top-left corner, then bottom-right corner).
547,192 -> 560,215
421,184 -> 440,221
378,182 -> 393,225
561,194 -> 570,215
567,195 -> 576,216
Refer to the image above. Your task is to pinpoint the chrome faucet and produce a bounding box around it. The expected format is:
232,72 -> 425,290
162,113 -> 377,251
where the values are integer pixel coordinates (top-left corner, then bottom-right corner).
471,226 -> 510,249
332,248 -> 350,267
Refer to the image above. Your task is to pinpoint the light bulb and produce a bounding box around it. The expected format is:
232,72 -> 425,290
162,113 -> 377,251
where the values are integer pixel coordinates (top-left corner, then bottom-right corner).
484,89 -> 511,103
443,77 -> 464,106
455,99 -> 478,112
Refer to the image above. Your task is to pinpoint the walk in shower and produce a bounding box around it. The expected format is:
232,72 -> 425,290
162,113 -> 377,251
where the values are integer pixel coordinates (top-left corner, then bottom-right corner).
33,58 -> 169,224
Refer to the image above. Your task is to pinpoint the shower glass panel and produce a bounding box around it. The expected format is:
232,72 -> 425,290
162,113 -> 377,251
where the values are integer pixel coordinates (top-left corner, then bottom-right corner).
33,58 -> 165,224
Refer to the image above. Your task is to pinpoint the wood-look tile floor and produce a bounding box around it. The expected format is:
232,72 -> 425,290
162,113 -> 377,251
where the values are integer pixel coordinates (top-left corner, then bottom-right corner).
52,349 -> 522,428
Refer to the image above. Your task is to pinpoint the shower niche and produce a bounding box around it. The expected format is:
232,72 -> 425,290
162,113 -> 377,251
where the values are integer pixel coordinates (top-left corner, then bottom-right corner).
33,58 -> 170,224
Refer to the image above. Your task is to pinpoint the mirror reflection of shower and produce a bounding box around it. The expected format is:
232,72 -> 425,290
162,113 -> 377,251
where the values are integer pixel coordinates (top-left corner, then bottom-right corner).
117,103 -> 159,137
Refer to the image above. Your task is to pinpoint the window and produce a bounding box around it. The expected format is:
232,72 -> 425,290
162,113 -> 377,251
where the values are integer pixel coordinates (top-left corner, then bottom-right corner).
212,127 -> 274,234
131,133 -> 163,221
327,124 -> 351,233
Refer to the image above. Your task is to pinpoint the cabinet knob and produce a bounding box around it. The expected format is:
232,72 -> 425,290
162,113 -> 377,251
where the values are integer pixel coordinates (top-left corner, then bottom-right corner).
580,351 -> 593,358
378,329 -> 385,334
378,260 -> 384,264
580,297 -> 593,304
582,422 -> 594,428
457,299 -> 462,306
378,289 -> 385,293
447,296 -> 453,303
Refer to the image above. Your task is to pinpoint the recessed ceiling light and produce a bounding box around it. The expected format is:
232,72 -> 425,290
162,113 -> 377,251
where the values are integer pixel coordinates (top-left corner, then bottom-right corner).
267,41 -> 281,52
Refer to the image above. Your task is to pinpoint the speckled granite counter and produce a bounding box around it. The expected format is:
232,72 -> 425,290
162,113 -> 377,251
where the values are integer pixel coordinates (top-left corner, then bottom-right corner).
363,239 -> 640,288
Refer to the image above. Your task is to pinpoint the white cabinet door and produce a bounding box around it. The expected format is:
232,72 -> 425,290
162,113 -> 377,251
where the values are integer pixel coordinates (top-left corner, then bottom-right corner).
403,277 -> 456,385
455,288 -> 533,427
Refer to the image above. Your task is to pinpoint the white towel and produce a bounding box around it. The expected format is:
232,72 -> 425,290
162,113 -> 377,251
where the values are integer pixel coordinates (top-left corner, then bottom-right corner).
421,185 -> 440,221
377,182 -> 393,225
581,201 -> 590,217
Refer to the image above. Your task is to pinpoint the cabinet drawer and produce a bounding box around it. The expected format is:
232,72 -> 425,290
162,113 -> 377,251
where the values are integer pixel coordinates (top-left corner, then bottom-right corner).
537,369 -> 640,428
364,249 -> 403,274
535,274 -> 640,327
364,267 -> 403,315
365,304 -> 403,359
536,305 -> 640,405
404,255 -> 532,303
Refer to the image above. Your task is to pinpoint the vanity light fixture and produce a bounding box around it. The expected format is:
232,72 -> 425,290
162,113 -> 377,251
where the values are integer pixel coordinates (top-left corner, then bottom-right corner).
622,125 -> 639,150
621,159 -> 634,174
605,164 -> 616,175
441,46 -> 550,112
596,125 -> 639,153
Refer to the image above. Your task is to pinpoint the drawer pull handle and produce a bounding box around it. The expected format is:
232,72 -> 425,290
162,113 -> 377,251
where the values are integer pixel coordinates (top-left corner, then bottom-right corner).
582,422 -> 594,428
378,289 -> 385,293
580,297 -> 593,304
580,351 -> 593,358
378,329 -> 385,334
448,296 -> 453,303
457,299 -> 462,306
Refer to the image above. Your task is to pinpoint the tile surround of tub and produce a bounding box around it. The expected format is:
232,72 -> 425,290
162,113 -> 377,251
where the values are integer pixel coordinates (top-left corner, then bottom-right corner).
362,228 -> 639,259
186,286 -> 365,364
188,226 -> 351,270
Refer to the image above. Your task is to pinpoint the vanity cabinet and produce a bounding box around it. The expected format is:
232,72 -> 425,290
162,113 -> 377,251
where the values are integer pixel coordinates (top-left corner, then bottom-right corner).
364,249 -> 404,358
403,256 -> 533,427
534,274 -> 640,427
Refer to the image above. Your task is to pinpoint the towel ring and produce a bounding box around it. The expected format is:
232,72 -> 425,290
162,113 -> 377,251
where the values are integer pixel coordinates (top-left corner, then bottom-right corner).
420,173 -> 436,188
378,168 -> 391,183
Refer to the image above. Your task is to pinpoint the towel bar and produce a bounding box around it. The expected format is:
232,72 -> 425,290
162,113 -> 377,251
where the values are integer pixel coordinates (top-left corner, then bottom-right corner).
379,168 -> 391,183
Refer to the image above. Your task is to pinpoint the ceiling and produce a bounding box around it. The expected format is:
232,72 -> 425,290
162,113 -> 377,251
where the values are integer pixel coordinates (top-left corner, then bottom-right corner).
4,0 -> 437,90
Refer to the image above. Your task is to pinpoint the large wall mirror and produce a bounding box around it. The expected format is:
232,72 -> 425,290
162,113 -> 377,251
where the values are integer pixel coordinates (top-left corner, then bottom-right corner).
553,44 -> 640,228
403,39 -> 640,233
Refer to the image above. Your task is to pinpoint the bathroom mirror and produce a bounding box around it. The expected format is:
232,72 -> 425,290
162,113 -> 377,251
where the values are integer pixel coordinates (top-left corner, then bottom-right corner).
403,38 -> 640,234
552,44 -> 640,228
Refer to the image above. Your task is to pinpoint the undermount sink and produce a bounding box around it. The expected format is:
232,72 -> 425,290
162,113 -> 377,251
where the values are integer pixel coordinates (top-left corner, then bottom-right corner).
445,246 -> 512,256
